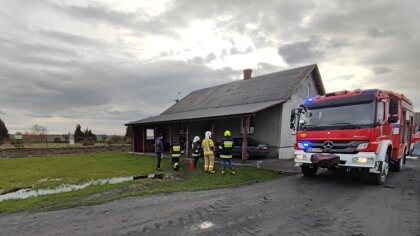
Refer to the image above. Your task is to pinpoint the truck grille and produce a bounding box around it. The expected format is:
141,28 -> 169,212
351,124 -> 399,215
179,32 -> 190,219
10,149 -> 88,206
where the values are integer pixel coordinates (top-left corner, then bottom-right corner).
306,140 -> 367,154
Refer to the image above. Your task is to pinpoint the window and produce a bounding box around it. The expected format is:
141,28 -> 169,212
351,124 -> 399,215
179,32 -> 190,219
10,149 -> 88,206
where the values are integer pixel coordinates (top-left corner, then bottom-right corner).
146,129 -> 155,140
401,110 -> 408,143
234,138 -> 243,146
303,102 -> 375,130
377,101 -> 385,123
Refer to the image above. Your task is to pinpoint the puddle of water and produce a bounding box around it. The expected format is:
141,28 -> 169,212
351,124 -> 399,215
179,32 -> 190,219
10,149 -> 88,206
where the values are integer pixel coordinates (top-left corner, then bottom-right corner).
199,222 -> 215,229
0,176 -> 134,202
190,221 -> 215,230
0,173 -> 167,202
108,177 -> 133,184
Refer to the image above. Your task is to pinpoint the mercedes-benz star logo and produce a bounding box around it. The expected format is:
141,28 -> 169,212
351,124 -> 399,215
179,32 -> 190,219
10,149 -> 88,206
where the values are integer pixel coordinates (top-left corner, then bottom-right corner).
323,141 -> 334,150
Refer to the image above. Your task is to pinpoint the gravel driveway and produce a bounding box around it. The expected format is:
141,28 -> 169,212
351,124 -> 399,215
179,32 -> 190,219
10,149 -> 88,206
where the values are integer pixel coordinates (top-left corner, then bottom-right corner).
0,159 -> 419,236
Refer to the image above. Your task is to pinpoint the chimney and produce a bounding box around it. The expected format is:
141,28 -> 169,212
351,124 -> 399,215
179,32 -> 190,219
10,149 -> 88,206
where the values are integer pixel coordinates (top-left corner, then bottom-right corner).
243,69 -> 252,80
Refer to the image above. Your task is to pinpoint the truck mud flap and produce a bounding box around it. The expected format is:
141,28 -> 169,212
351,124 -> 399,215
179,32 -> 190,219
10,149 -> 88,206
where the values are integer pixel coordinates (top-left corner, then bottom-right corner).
311,153 -> 340,168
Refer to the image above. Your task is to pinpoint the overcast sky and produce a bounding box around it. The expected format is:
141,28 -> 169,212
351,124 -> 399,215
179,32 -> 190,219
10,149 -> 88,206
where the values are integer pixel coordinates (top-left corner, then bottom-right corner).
0,0 -> 419,135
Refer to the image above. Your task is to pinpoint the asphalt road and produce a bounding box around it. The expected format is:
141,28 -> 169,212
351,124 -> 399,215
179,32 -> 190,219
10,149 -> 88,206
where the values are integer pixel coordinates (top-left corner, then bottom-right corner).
0,159 -> 419,236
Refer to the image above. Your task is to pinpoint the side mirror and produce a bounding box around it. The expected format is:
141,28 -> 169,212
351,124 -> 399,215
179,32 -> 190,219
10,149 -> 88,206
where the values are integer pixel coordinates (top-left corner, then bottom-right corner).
290,109 -> 296,130
388,115 -> 398,123
299,104 -> 308,113
389,98 -> 399,116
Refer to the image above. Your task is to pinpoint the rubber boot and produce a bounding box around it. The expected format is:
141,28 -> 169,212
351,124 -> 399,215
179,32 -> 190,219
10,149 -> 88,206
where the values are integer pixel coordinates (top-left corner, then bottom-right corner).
230,168 -> 236,175
221,168 -> 226,175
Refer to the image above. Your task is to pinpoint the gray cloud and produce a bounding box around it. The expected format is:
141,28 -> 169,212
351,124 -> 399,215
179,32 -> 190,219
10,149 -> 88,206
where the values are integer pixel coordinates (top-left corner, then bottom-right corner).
48,2 -> 180,37
230,46 -> 253,55
278,37 -> 348,64
40,30 -> 107,47
205,53 -> 217,63
366,29 -> 408,39
189,53 -> 218,64
278,38 -> 324,65
254,63 -> 285,77
372,67 -> 393,75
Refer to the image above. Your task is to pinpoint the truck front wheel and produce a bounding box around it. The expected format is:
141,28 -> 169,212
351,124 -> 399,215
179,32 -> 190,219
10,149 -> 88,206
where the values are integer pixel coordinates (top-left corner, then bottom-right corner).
301,164 -> 318,177
369,161 -> 389,185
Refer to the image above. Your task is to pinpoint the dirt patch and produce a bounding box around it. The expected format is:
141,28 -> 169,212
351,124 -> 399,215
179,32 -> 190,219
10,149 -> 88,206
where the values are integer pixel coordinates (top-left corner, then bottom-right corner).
0,145 -> 132,158
78,174 -> 181,203
81,184 -> 146,202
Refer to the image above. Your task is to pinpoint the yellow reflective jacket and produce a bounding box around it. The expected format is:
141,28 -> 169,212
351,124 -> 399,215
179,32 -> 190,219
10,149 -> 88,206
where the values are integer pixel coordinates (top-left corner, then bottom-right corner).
171,145 -> 181,158
202,138 -> 214,155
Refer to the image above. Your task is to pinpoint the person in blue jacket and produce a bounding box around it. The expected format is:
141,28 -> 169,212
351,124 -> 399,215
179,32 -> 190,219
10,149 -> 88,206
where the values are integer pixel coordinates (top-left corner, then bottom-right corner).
154,133 -> 164,171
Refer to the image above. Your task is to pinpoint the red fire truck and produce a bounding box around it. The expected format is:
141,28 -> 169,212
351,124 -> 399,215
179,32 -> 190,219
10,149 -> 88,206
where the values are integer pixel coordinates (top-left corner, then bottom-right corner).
290,89 -> 414,184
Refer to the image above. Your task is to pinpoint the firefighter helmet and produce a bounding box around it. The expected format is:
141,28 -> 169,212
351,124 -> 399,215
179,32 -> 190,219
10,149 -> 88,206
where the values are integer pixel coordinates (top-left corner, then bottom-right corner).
224,130 -> 231,137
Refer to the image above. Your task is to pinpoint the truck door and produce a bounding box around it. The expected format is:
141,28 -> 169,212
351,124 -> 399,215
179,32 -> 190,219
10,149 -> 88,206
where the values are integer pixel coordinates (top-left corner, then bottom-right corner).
399,109 -> 407,158
399,108 -> 413,157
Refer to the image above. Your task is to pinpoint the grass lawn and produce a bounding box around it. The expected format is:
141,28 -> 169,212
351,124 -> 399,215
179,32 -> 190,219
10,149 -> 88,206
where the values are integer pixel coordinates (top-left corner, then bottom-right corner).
0,152 -> 286,213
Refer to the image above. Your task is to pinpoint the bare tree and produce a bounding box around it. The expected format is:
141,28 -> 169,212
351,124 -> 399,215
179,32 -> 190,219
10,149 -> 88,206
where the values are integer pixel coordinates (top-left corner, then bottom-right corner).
31,124 -> 47,147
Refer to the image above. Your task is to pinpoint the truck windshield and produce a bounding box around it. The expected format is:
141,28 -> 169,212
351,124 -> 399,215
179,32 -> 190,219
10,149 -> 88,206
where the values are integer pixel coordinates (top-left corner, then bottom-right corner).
301,102 -> 375,130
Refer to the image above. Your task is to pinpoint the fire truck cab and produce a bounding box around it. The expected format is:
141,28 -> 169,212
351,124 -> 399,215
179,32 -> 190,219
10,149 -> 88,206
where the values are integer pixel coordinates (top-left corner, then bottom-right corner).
290,89 -> 414,184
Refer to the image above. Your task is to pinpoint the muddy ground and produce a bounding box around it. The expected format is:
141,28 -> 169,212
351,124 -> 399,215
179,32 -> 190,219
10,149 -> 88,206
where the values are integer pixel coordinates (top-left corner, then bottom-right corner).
0,159 -> 419,236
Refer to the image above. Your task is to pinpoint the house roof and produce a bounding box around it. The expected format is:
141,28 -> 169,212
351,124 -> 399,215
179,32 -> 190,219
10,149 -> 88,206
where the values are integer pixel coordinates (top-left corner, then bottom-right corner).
127,100 -> 283,125
126,64 -> 325,126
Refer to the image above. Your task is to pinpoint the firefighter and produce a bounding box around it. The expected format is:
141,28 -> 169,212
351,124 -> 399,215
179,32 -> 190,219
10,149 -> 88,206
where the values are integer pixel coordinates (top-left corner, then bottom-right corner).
179,136 -> 186,153
154,133 -> 164,171
171,138 -> 182,171
219,130 -> 236,175
191,136 -> 202,168
202,131 -> 215,174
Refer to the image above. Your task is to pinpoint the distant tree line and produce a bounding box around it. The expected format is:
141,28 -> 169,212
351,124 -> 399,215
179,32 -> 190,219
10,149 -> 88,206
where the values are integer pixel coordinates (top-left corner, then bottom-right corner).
1,120 -> 127,147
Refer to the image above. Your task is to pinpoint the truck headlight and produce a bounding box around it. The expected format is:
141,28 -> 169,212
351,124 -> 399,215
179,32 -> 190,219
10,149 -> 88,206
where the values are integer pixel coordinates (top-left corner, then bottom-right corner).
352,157 -> 374,164
356,143 -> 369,150
295,154 -> 306,160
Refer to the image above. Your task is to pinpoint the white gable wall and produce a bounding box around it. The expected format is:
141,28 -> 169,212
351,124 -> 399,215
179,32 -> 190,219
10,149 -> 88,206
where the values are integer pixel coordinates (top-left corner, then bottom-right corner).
278,74 -> 320,159
252,104 -> 282,157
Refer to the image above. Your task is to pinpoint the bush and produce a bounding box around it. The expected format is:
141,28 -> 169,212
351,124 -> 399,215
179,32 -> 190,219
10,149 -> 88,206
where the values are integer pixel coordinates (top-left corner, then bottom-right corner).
11,139 -> 24,148
105,137 -> 113,145
105,135 -> 121,145
53,137 -> 62,143
82,138 -> 94,146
